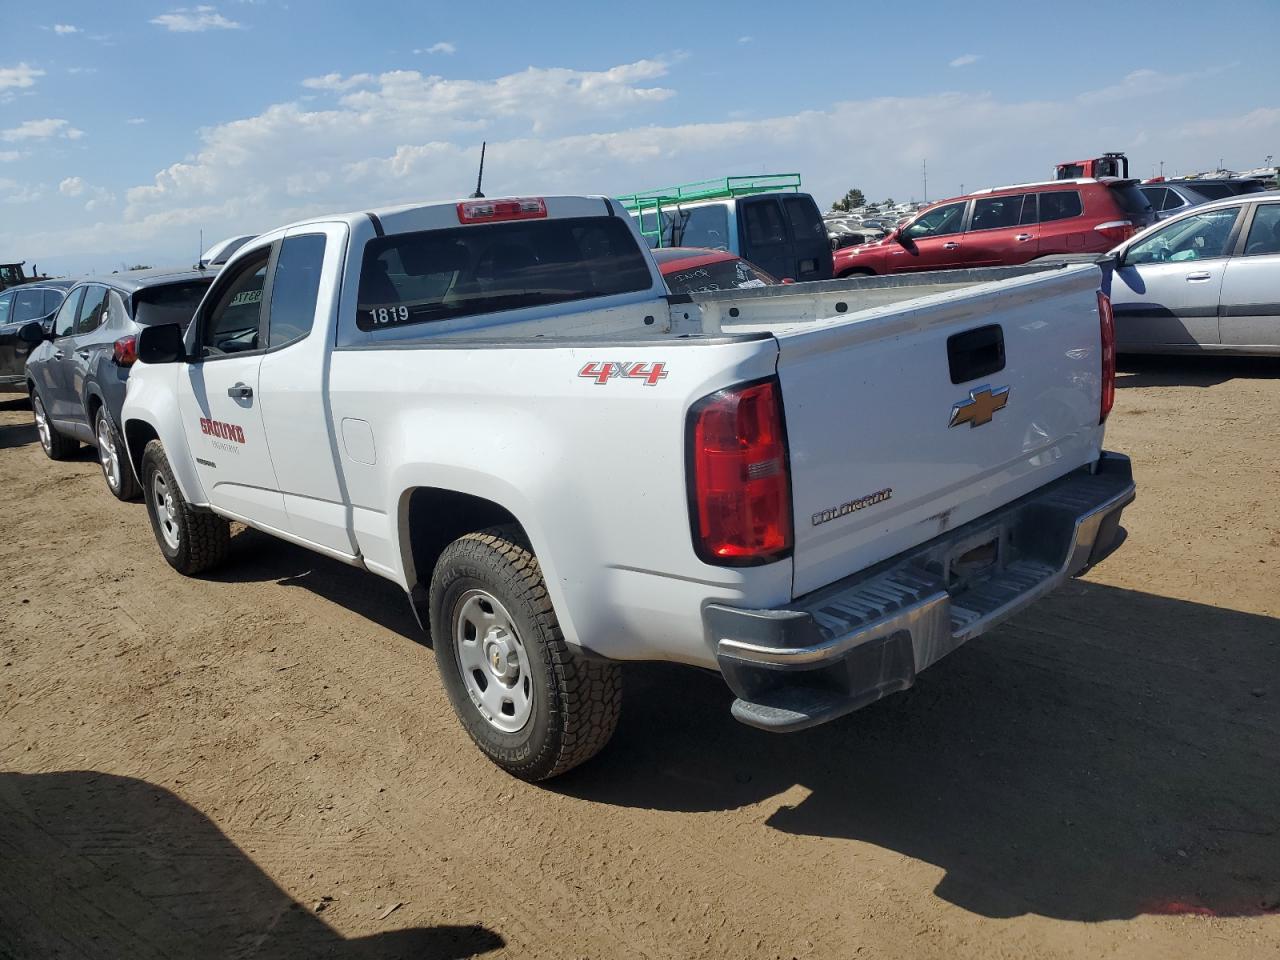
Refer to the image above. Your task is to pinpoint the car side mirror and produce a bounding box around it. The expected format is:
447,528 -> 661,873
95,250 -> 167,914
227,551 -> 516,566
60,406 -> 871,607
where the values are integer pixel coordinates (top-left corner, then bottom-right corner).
137,322 -> 187,364
17,321 -> 46,345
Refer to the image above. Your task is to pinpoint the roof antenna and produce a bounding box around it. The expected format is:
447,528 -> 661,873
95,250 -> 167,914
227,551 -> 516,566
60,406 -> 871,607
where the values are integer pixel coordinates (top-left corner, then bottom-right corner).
469,141 -> 486,199
197,227 -> 205,270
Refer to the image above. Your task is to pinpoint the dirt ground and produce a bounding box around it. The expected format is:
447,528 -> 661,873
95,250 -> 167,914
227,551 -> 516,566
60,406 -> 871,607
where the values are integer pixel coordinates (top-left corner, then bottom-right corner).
1,356 -> 1278,960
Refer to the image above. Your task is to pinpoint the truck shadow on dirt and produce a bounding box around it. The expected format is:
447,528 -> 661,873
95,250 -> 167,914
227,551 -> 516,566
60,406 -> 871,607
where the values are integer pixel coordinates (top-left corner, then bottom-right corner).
1117,355 -> 1280,389
0,770 -> 505,959
557,580 -> 1280,923
211,527 -> 425,642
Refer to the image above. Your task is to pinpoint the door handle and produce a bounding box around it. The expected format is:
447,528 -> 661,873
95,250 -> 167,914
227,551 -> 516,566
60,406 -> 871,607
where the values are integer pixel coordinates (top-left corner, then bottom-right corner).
943,242 -> 960,249
53,350 -> 65,360
1185,272 -> 1212,282
1014,233 -> 1034,242
227,383 -> 253,399
77,350 -> 91,360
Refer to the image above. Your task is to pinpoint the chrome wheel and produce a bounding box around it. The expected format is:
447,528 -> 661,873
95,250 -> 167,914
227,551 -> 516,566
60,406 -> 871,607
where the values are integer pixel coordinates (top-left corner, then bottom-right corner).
97,414 -> 121,492
32,394 -> 52,454
454,589 -> 534,733
151,471 -> 180,551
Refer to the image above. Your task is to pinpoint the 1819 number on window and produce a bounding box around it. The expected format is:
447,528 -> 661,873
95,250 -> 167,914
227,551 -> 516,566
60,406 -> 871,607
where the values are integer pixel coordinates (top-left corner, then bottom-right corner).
368,306 -> 409,325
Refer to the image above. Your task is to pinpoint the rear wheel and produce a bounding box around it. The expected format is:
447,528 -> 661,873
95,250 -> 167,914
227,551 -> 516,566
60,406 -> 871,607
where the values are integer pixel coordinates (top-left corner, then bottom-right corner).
429,525 -> 621,781
31,388 -> 77,460
95,407 -> 140,501
839,267 -> 875,278
141,440 -> 230,575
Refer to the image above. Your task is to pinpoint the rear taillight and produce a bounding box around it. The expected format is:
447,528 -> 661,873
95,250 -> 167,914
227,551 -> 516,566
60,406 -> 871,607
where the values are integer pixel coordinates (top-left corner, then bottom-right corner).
1094,220 -> 1134,244
456,197 -> 547,224
1097,290 -> 1115,423
112,335 -> 137,366
687,378 -> 793,566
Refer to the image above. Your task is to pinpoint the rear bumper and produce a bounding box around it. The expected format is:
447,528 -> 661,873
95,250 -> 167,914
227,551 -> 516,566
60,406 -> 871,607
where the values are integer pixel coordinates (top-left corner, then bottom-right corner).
706,452 -> 1135,732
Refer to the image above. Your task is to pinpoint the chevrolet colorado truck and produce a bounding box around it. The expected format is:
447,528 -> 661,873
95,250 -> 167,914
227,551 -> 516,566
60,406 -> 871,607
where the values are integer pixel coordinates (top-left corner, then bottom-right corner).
120,195 -> 1135,781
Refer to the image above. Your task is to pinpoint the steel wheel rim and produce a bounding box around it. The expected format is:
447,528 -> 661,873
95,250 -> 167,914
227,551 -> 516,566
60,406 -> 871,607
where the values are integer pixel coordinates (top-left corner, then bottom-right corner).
32,395 -> 51,453
453,589 -> 534,733
97,415 -> 120,491
151,472 -> 180,550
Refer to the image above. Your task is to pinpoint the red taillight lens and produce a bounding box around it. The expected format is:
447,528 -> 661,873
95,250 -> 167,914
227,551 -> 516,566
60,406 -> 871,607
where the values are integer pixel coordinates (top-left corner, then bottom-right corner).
688,379 -> 792,565
1097,290 -> 1115,423
112,335 -> 138,366
1094,220 -> 1134,245
456,197 -> 547,224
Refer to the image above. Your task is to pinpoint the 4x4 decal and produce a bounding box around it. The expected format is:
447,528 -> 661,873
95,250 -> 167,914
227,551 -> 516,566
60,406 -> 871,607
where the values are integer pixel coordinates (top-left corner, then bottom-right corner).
578,361 -> 669,386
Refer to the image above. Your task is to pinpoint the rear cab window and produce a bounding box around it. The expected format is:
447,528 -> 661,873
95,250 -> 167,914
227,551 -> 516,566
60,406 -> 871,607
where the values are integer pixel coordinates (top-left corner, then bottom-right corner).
356,215 -> 652,332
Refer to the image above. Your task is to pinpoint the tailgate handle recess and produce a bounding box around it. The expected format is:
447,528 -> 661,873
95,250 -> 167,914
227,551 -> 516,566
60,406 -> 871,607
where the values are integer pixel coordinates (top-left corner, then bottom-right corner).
947,324 -> 1006,385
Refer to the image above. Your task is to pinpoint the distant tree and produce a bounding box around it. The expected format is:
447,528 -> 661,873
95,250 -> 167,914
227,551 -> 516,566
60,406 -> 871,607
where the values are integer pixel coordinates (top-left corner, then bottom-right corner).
831,187 -> 866,212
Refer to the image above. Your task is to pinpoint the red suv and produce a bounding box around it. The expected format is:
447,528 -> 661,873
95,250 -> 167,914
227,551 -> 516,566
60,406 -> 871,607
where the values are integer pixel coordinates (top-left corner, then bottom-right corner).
834,178 -> 1154,276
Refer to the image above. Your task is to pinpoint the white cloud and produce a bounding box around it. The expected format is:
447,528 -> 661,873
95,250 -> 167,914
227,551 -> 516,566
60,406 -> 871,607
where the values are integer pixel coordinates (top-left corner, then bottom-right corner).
59,176 -> 85,196
8,59 -> 1275,273
4,183 -> 44,204
0,63 -> 45,91
417,41 -> 455,55
1,118 -> 85,142
127,117 -> 147,125
0,150 -> 19,161
53,24 -> 81,35
738,36 -> 753,44
949,54 -> 981,67
150,6 -> 242,32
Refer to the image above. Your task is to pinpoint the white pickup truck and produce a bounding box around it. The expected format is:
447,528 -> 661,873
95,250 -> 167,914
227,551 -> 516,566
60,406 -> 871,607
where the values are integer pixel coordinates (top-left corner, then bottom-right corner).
121,195 -> 1135,781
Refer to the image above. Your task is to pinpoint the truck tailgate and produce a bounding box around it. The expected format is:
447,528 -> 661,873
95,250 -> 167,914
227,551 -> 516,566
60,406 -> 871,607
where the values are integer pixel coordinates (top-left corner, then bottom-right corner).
776,265 -> 1106,597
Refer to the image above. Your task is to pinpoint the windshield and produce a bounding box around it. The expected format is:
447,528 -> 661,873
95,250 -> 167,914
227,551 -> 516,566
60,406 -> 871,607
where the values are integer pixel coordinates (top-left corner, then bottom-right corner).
133,280 -> 213,327
356,216 -> 653,332
663,258 -> 775,294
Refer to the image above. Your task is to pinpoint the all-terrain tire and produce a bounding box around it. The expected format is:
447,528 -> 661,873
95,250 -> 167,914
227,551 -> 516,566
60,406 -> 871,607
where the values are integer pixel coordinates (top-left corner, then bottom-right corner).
429,524 -> 622,781
141,439 -> 230,576
30,387 -> 78,460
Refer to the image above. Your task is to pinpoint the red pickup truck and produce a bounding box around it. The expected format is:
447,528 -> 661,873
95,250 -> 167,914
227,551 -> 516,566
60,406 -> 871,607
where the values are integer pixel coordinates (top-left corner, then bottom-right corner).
834,178 -> 1154,277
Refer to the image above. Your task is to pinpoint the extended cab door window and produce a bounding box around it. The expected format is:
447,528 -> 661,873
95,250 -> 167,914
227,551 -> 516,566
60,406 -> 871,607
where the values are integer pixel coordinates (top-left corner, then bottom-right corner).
199,250 -> 271,356
265,233 -> 326,348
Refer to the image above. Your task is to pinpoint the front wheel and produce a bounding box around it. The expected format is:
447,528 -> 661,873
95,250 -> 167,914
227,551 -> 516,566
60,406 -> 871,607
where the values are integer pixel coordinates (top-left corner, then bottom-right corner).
95,408 -> 140,501
31,388 -> 78,460
429,525 -> 621,781
141,440 -> 230,575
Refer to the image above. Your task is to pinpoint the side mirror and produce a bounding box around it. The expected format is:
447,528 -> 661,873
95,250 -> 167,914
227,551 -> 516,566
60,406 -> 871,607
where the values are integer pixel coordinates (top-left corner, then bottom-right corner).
137,323 -> 187,364
17,321 -> 46,345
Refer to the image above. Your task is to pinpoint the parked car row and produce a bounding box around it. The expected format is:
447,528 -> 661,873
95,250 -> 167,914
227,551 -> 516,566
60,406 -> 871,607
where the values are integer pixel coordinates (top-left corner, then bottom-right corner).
16,269 -> 216,498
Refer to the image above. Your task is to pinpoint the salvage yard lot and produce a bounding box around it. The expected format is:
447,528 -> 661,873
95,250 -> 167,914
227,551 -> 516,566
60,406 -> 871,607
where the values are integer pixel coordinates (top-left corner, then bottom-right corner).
2,357 -> 1278,960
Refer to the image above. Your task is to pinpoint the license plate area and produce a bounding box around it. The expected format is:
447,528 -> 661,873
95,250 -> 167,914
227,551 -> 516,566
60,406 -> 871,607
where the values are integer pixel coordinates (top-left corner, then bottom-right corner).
945,525 -> 1006,591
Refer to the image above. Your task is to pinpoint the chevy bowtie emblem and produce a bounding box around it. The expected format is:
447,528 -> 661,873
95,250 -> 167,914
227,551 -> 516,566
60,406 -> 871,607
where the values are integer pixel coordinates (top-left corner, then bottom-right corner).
949,385 -> 1010,428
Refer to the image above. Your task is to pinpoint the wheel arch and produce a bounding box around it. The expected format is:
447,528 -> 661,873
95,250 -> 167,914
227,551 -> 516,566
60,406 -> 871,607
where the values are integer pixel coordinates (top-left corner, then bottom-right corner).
122,418 -> 160,487
399,486 -> 527,630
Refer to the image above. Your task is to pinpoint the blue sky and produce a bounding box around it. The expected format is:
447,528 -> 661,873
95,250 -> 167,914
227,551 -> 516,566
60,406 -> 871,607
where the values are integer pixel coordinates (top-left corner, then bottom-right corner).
2,0 -> 1277,274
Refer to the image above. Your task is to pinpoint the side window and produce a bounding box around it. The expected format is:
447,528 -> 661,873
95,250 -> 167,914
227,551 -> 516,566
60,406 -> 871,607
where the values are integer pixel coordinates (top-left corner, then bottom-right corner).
1126,208 -> 1241,265
1243,204 -> 1280,257
44,289 -> 64,315
1019,194 -> 1038,225
970,194 -> 1026,232
783,197 -> 826,242
1141,187 -> 1167,212
201,250 -> 271,355
1038,191 -> 1083,223
1163,190 -> 1188,212
903,201 -> 966,240
0,290 -> 13,325
52,288 -> 84,337
266,233 -> 326,348
75,285 -> 109,334
677,205 -> 730,250
13,288 -> 48,322
742,200 -> 787,246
